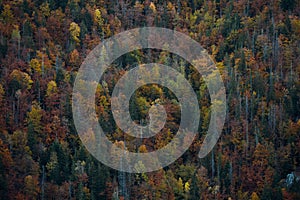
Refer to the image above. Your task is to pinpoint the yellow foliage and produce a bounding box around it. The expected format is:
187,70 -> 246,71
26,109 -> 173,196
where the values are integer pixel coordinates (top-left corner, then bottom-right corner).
94,9 -> 104,26
167,2 -> 174,11
46,80 -> 57,96
83,186 -> 90,195
30,58 -> 41,73
104,24 -> 112,37
251,192 -> 260,200
46,152 -> 58,172
136,97 -> 150,116
216,61 -> 225,72
40,2 -> 50,17
178,177 -> 184,192
11,25 -> 21,40
134,1 -> 144,10
211,45 -> 218,56
1,4 -> 14,24
114,140 -> 125,149
10,70 -> 33,90
184,182 -> 190,192
36,50 -> 52,70
24,175 -> 39,198
134,161 -> 148,181
149,2 -> 156,13
138,145 -> 148,153
69,22 -> 81,43
27,101 -> 43,133
291,18 -> 300,36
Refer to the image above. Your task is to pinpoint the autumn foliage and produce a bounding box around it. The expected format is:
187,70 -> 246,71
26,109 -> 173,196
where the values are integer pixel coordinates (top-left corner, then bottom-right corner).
0,0 -> 299,199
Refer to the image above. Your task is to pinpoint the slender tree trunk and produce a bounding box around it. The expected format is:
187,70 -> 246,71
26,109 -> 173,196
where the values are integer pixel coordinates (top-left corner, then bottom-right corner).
41,165 -> 45,200
246,95 -> 249,147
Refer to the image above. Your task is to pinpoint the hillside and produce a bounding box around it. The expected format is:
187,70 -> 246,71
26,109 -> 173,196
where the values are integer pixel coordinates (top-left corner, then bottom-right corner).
0,0 -> 299,199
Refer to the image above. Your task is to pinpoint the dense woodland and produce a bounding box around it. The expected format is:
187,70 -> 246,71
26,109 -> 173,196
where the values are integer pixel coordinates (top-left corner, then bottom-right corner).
0,0 -> 300,199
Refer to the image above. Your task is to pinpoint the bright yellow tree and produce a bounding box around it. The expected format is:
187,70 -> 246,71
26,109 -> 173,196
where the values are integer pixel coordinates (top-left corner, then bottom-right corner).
69,22 -> 81,44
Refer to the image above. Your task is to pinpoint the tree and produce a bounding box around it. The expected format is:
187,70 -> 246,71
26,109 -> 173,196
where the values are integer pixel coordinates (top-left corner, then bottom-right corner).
24,175 -> 40,199
0,84 -> 6,132
8,130 -> 40,199
280,0 -> 296,11
1,4 -> 14,25
47,141 -> 70,185
11,25 -> 21,59
0,138 -> 13,199
30,59 -> 42,74
69,22 -> 81,47
94,8 -> 105,35
251,192 -> 260,200
27,101 -> 43,134
189,172 -> 200,200
45,81 -> 59,110
9,69 -> 33,92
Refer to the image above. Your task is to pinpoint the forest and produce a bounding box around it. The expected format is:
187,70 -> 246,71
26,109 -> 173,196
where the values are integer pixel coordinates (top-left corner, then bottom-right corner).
0,0 -> 299,199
